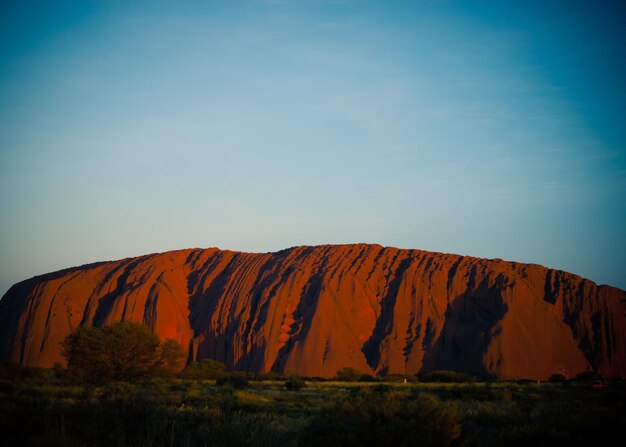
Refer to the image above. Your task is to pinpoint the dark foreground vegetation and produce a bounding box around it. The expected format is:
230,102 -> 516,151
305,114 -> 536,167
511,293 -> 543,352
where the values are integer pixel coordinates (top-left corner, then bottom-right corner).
1,323 -> 623,446
1,364 -> 624,447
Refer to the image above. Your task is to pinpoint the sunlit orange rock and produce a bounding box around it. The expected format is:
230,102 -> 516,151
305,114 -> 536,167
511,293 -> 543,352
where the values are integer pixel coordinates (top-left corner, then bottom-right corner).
1,244 -> 624,379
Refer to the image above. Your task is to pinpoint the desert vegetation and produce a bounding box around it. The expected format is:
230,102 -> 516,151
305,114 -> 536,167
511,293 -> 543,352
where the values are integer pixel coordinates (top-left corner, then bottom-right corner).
1,365 -> 624,446
0,323 -> 623,446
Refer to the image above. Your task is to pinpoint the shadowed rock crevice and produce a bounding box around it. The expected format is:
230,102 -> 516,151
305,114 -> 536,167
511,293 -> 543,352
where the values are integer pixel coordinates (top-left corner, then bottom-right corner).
447,256 -> 464,296
544,269 -> 560,305
187,252 -> 236,338
270,255 -> 329,374
91,257 -> 146,327
362,256 -> 413,372
235,253 -> 294,371
420,275 -> 510,379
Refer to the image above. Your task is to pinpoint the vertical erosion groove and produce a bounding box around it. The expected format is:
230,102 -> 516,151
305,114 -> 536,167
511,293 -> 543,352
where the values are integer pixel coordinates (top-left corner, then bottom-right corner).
362,254 -> 413,372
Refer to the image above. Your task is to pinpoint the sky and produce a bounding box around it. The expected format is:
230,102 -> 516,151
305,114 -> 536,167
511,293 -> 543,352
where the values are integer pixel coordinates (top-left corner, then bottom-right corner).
0,0 -> 625,296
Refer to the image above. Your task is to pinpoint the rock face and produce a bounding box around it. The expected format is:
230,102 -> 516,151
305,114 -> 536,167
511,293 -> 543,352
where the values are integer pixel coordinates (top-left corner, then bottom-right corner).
1,244 -> 625,379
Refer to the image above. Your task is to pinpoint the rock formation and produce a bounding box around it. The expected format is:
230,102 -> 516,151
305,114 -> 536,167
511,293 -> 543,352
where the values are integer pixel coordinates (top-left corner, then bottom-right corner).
1,244 -> 624,379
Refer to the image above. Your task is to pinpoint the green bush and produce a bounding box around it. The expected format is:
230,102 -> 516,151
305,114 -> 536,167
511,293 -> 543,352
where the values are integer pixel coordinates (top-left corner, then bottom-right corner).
548,373 -> 567,382
284,378 -> 306,391
230,373 -> 249,389
216,372 -> 249,389
358,373 -> 379,382
183,359 -> 227,380
308,376 -> 328,382
335,367 -> 362,381
254,371 -> 281,381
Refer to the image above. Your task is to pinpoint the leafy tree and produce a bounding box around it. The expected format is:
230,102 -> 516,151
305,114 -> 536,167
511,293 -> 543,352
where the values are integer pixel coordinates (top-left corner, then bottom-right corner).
61,322 -> 185,383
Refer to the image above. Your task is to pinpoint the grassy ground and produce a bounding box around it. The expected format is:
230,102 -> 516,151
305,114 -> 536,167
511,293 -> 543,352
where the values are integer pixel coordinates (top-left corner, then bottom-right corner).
1,377 -> 624,446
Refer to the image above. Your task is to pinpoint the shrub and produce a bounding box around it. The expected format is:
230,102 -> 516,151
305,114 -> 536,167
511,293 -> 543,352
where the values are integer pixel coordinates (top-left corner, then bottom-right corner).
549,374 -> 567,383
359,373 -> 379,382
284,378 -> 306,391
254,371 -> 281,381
216,372 -> 249,389
182,359 -> 227,380
52,362 -> 66,381
335,367 -> 362,381
230,372 -> 249,389
308,376 -> 328,382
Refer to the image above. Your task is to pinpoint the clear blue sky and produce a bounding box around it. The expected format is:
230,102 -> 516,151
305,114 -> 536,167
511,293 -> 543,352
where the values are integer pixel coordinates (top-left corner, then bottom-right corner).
1,0 -> 625,296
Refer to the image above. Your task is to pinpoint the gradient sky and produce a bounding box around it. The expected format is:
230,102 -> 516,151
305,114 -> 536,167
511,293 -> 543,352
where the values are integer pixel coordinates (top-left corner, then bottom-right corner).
1,0 -> 625,296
